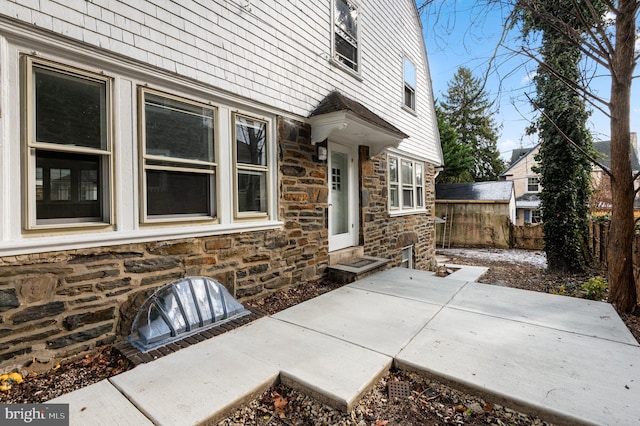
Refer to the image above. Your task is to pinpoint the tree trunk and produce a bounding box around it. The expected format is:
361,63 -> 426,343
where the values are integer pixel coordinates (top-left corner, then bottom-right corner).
607,0 -> 638,313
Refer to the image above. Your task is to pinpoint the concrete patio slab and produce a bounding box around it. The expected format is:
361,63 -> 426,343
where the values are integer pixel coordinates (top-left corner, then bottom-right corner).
396,307 -> 640,426
272,286 -> 442,356
46,265 -> 640,426
227,317 -> 392,411
49,380 -> 154,426
443,263 -> 489,282
451,282 -> 639,345
349,267 -> 468,305
110,325 -> 280,426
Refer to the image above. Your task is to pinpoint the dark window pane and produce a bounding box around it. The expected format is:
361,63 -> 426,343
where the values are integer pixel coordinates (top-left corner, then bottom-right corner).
335,34 -> 358,70
36,150 -> 101,220
404,85 -> 415,109
237,171 -> 266,213
403,189 -> 414,208
34,67 -> 107,150
236,117 -> 267,166
335,0 -> 358,70
147,170 -> 212,216
145,93 -> 215,162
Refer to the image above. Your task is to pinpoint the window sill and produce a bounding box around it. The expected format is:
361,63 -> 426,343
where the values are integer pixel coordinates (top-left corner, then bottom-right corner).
388,209 -> 428,217
329,58 -> 363,81
3,220 -> 284,257
401,105 -> 418,116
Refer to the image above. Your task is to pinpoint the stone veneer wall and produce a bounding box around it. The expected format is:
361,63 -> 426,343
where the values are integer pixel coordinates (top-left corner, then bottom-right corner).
359,147 -> 437,270
0,117 -> 328,372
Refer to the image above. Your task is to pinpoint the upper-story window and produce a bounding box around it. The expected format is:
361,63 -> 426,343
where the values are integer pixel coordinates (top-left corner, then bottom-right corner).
139,88 -> 217,222
403,57 -> 416,111
24,57 -> 112,229
234,114 -> 269,218
389,154 -> 425,213
527,177 -> 540,192
334,0 -> 359,72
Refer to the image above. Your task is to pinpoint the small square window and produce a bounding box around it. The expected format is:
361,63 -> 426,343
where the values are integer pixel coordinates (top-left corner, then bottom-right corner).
403,57 -> 416,110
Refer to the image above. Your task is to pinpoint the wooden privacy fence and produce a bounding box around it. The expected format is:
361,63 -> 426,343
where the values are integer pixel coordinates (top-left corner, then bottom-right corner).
510,224 -> 544,250
588,220 -> 640,301
588,220 -> 610,265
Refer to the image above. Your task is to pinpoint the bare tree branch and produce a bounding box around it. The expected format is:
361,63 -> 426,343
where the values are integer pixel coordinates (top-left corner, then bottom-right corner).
516,45 -> 612,117
525,93 -> 613,177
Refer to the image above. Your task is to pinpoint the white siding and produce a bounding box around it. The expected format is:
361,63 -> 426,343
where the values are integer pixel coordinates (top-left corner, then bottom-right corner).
0,0 -> 441,254
0,0 -> 440,163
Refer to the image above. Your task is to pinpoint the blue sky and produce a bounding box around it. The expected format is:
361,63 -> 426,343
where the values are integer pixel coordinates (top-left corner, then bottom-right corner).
420,2 -> 639,161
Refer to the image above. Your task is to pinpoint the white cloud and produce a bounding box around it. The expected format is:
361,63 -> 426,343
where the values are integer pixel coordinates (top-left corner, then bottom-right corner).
521,71 -> 537,85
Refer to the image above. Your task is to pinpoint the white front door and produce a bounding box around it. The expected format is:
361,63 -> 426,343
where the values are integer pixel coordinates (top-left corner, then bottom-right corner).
328,142 -> 358,251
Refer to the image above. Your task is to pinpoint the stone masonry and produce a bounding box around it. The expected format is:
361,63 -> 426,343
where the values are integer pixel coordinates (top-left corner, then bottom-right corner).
359,146 -> 438,271
0,117 -> 329,372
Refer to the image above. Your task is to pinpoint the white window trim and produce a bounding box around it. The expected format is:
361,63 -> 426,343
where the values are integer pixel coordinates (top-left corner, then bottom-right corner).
402,56 -> 416,112
331,0 -> 361,78
233,112 -> 270,220
1,39 -> 281,257
527,176 -> 540,193
388,152 -> 427,216
401,245 -> 414,269
22,56 -> 114,232
138,87 -> 218,225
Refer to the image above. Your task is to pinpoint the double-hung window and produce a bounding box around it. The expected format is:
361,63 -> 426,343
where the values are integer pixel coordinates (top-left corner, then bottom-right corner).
139,89 -> 216,222
403,57 -> 416,111
334,0 -> 359,72
389,154 -> 425,213
527,177 -> 540,192
234,114 -> 268,217
25,58 -> 112,228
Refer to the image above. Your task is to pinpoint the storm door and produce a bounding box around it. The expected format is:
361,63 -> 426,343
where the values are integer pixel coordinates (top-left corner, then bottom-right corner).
328,142 -> 358,251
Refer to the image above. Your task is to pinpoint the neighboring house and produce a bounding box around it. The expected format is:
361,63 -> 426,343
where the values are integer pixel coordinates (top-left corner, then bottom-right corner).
435,181 -> 516,248
0,1 -> 443,370
592,133 -> 640,210
500,145 -> 541,225
502,133 -> 640,220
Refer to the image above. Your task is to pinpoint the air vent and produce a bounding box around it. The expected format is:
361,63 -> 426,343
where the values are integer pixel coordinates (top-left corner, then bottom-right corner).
128,276 -> 250,352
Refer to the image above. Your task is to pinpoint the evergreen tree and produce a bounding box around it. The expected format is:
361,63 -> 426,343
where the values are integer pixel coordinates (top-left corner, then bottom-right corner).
435,106 -> 474,183
520,1 -> 599,273
440,67 -> 504,181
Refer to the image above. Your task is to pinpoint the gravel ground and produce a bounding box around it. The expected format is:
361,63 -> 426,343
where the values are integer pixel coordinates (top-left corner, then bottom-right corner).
2,248 -> 638,426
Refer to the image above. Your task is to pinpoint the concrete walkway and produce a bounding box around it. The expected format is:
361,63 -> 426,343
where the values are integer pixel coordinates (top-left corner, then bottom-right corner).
51,266 -> 640,426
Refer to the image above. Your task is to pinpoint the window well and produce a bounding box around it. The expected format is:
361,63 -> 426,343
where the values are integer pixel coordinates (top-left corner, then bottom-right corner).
128,276 -> 250,352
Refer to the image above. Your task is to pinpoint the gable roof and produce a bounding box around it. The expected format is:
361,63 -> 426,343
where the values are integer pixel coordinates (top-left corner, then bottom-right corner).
592,140 -> 640,172
436,181 -> 514,202
501,145 -> 539,177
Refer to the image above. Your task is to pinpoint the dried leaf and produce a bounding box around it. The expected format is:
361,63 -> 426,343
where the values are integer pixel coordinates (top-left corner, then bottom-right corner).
375,420 -> 390,426
271,391 -> 288,418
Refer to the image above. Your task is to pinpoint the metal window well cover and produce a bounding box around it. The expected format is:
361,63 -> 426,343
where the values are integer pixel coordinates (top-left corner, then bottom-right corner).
128,276 -> 250,352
